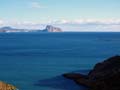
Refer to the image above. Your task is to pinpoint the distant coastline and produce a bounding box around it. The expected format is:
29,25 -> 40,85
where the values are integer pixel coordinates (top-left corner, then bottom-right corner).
0,25 -> 62,33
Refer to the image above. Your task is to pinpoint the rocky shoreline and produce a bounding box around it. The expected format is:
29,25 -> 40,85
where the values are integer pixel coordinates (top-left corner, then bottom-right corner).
63,56 -> 120,90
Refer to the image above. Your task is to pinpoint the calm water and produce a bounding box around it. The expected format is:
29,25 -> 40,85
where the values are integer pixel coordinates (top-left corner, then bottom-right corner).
0,32 -> 120,90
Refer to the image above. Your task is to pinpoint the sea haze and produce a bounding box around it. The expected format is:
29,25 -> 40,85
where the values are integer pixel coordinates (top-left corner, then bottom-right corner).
0,32 -> 120,90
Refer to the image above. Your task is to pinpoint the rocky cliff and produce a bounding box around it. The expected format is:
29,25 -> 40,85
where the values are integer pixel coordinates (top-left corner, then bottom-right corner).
63,56 -> 120,90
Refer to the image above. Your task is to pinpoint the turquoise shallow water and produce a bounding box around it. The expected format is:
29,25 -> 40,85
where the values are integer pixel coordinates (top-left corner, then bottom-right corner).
0,32 -> 120,90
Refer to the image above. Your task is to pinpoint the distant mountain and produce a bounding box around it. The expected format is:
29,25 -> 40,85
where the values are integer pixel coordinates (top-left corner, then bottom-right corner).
42,25 -> 62,32
0,26 -> 28,32
0,25 -> 62,33
0,26 -> 13,30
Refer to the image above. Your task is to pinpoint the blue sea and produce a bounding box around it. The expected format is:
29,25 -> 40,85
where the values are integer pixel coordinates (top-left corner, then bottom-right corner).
0,32 -> 120,90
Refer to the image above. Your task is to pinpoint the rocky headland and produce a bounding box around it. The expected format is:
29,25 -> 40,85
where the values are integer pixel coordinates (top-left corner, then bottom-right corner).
63,56 -> 120,90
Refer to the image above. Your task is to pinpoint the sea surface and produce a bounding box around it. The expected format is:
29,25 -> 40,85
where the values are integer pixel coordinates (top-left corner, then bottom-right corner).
0,32 -> 120,90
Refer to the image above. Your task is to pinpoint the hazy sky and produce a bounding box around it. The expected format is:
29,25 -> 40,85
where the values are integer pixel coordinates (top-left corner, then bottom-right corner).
0,0 -> 120,31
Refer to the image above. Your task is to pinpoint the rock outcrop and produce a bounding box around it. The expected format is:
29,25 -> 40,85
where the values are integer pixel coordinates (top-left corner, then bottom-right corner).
0,81 -> 18,90
63,56 -> 120,90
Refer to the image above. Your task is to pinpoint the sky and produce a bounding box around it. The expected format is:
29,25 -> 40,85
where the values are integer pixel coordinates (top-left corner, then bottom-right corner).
0,0 -> 120,31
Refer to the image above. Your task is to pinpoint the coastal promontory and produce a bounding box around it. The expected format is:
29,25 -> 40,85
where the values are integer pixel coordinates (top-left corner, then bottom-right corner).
63,56 -> 120,90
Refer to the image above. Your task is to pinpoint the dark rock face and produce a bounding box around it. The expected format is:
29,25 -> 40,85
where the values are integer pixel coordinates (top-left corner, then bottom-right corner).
63,56 -> 120,90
